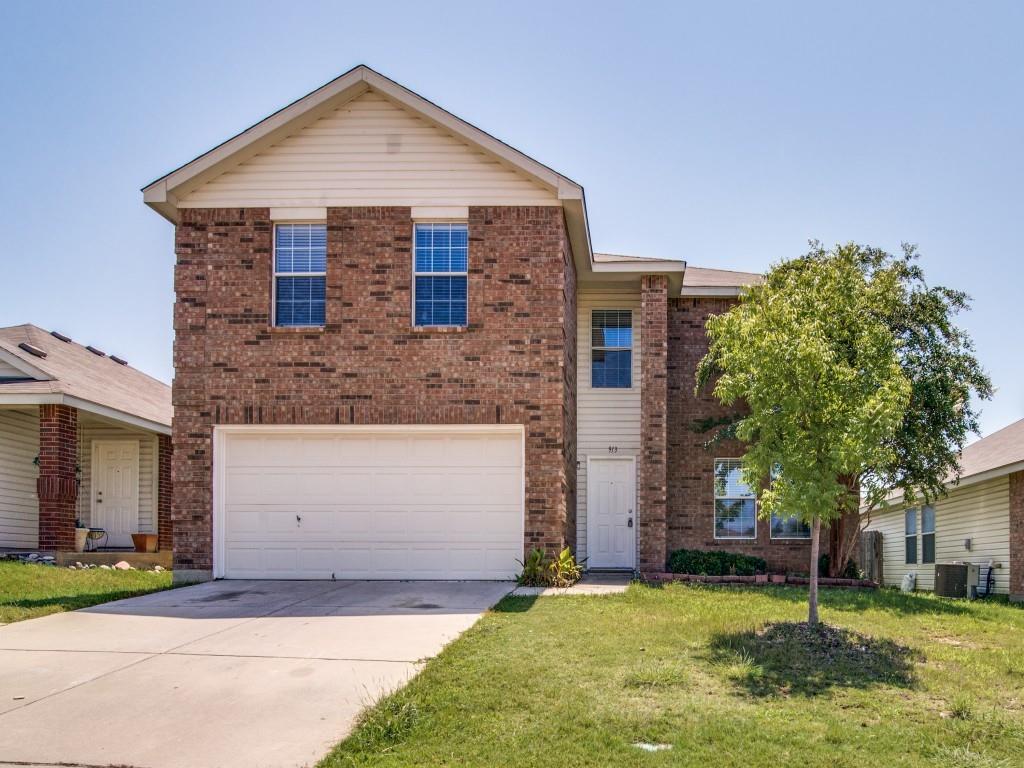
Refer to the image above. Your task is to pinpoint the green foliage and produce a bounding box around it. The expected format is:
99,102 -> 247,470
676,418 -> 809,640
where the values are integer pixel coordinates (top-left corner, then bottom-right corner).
695,243 -> 992,521
548,546 -> 583,587
698,242 -> 915,527
516,547 -> 583,587
349,694 -> 419,753
818,553 -> 861,580
517,548 -> 548,587
667,548 -> 767,576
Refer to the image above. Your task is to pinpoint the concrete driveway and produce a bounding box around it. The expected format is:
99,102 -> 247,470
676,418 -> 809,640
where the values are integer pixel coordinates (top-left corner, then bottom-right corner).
0,579 -> 512,768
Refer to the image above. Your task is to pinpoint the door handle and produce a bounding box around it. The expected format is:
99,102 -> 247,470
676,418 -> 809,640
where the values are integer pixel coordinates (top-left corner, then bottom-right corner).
627,518 -> 633,528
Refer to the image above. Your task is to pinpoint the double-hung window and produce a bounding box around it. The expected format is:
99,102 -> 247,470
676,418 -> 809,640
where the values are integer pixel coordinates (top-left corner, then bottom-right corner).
274,223 -> 326,327
414,223 -> 468,327
768,465 -> 810,539
714,459 -> 756,539
591,310 -> 632,388
905,508 -> 918,564
921,505 -> 936,564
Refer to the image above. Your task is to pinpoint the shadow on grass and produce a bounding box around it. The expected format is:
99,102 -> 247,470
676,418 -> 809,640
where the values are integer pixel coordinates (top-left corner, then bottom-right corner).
490,594 -> 538,613
707,621 -> 922,697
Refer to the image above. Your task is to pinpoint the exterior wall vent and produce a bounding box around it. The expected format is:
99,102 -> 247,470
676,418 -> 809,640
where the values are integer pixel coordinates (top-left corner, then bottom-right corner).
18,342 -> 47,358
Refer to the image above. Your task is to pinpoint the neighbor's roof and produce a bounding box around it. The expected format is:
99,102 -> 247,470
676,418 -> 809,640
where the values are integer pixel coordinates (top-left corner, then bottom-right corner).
957,418 -> 1024,481
0,325 -> 171,432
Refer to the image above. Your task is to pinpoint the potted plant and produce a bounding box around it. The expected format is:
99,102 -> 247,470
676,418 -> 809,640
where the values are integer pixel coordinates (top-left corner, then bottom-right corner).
74,519 -> 89,553
131,533 -> 159,553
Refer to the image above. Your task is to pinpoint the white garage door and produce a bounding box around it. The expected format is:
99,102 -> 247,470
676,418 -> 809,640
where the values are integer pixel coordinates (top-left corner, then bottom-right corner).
216,427 -> 523,580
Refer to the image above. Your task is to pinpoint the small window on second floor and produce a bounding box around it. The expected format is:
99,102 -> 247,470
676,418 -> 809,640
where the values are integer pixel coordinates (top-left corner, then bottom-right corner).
592,310 -> 632,388
414,223 -> 468,327
274,223 -> 326,327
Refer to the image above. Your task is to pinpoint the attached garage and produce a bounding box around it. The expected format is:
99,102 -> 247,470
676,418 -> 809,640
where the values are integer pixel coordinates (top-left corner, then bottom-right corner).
213,425 -> 524,580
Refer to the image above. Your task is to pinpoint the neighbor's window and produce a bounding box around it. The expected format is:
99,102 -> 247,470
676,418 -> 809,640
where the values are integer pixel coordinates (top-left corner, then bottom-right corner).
274,223 -> 326,327
591,310 -> 633,388
921,505 -> 936,564
905,508 -> 918,564
714,459 -> 756,539
414,222 -> 468,327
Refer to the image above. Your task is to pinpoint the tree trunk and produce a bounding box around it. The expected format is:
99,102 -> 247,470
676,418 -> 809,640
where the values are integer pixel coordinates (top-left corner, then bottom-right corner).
808,516 -> 821,626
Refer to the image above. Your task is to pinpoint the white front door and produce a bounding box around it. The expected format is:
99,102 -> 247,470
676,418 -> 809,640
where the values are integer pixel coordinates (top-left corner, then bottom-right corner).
587,456 -> 636,569
92,440 -> 139,548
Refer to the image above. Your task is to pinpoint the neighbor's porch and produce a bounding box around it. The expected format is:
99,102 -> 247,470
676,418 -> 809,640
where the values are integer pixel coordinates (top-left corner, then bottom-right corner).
0,403 -> 171,555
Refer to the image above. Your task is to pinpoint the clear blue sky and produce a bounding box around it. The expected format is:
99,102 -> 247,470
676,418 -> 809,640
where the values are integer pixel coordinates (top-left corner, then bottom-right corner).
1,1 -> 1020,436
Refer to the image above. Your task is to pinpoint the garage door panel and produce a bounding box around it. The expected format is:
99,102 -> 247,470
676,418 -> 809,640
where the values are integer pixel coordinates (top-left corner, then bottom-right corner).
220,429 -> 523,579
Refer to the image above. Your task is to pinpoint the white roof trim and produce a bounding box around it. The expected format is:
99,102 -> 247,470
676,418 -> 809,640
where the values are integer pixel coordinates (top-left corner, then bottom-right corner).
0,345 -> 52,381
679,286 -> 745,298
868,458 -> 1024,511
0,392 -> 171,435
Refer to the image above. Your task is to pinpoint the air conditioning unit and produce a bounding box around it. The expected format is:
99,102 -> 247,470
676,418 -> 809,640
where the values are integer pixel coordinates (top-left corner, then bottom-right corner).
934,562 -> 980,599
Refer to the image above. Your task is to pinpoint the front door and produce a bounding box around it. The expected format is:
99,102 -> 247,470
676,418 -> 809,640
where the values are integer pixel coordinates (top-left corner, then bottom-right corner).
92,440 -> 139,548
587,456 -> 636,569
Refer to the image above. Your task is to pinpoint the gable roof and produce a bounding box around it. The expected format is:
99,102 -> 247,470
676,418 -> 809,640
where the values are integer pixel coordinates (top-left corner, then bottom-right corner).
958,418 -> 1024,481
0,325 -> 171,433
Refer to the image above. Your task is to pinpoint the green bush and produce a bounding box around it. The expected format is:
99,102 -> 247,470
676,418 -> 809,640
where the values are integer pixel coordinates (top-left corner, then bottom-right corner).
667,548 -> 767,576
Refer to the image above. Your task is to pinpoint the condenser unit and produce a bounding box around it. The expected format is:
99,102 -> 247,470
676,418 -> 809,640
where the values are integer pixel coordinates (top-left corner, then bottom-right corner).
934,562 -> 980,599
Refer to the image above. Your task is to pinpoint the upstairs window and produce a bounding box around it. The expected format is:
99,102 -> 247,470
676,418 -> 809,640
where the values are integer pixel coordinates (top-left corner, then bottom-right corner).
414,223 -> 468,327
274,223 -> 326,327
921,505 -> 936,564
905,508 -> 918,564
714,459 -> 756,539
591,310 -> 632,388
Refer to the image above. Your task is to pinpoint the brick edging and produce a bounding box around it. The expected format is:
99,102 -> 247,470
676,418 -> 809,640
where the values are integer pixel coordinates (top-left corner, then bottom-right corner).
642,572 -> 878,589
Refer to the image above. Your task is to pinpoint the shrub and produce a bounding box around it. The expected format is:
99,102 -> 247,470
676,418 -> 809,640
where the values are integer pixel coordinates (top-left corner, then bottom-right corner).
517,548 -> 548,586
667,548 -> 767,576
517,547 -> 584,587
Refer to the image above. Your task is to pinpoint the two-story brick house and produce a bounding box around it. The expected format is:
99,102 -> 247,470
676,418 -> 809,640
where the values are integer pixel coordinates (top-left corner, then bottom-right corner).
144,66 -> 816,583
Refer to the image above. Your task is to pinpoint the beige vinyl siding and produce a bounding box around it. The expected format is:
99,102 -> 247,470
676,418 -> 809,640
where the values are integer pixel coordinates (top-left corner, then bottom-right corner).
865,476 -> 1011,594
575,287 -> 641,562
179,90 -> 557,209
0,359 -> 30,379
0,409 -> 39,548
78,424 -> 158,534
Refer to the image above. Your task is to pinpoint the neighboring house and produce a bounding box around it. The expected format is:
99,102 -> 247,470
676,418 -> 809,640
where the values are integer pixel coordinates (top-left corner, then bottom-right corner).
865,418 -> 1024,601
0,325 -> 172,551
143,65 -> 821,583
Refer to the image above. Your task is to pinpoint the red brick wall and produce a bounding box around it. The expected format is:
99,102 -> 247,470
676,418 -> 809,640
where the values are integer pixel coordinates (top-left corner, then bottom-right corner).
37,404 -> 78,551
1010,470 -> 1024,601
665,297 -> 813,574
157,434 -> 172,552
639,275 -> 669,571
172,206 -> 576,574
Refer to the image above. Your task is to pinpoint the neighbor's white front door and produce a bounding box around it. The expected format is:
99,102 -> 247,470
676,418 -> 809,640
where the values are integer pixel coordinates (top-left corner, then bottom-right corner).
92,440 -> 139,548
587,456 -> 636,569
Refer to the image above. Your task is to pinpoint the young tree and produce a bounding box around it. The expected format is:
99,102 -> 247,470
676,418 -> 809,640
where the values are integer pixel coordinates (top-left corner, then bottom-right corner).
696,243 -> 989,624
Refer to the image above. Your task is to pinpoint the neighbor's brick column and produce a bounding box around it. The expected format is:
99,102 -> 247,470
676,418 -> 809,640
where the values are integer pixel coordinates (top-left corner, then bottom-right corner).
640,275 -> 669,571
1010,470 -> 1024,602
157,434 -> 173,551
37,404 -> 78,551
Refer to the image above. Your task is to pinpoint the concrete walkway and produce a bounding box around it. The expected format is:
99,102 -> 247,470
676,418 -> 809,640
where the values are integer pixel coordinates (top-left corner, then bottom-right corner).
511,572 -> 633,597
0,579 -> 513,768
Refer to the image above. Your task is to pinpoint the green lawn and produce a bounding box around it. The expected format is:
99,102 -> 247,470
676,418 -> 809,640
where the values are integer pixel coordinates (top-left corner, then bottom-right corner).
0,561 -> 173,623
321,584 -> 1024,768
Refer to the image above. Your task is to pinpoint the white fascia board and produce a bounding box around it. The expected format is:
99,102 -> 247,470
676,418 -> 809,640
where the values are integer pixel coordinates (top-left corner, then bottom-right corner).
678,286 -> 745,297
0,346 -> 53,381
0,392 -> 170,435
867,459 -> 1024,511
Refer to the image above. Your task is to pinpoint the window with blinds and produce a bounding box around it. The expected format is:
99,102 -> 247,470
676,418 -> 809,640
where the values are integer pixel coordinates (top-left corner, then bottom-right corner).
714,458 -> 756,539
591,309 -> 633,388
414,223 -> 468,327
274,223 -> 326,327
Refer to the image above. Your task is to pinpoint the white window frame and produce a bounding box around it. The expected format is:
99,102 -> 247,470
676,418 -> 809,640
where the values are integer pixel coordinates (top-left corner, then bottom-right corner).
272,222 -> 327,328
590,309 -> 634,389
905,508 -> 918,565
921,505 -> 936,565
411,221 -> 469,328
713,458 -> 757,540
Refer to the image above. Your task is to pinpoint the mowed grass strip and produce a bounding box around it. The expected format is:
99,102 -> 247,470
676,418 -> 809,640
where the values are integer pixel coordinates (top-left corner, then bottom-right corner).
321,584 -> 1024,768
0,560 -> 173,623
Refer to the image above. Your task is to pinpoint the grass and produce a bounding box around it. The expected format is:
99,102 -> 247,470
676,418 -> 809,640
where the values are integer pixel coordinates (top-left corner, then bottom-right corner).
320,584 -> 1024,768
0,560 -> 173,623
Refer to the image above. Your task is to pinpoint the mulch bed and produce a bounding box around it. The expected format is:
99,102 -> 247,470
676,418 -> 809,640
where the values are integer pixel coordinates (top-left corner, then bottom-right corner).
643,572 -> 877,589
